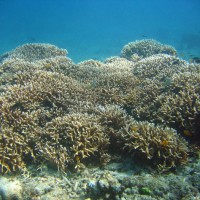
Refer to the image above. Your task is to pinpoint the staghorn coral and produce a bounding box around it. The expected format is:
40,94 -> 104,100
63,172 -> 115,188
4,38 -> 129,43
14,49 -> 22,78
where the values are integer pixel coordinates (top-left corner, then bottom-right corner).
11,70 -> 87,117
119,121 -> 188,169
88,61 -> 139,105
0,93 -> 40,173
97,105 -> 129,129
0,41 -> 198,175
124,78 -> 163,121
95,105 -> 133,155
37,113 -> 110,171
61,58 -> 139,106
1,43 -> 67,62
156,72 -> 200,139
124,57 -> 199,130
125,71 -> 200,141
38,56 -> 75,75
121,39 -> 177,60
0,55 -> 77,93
0,70 -> 91,173
0,58 -> 40,93
0,126 -> 31,173
95,104 -> 189,170
131,54 -> 188,80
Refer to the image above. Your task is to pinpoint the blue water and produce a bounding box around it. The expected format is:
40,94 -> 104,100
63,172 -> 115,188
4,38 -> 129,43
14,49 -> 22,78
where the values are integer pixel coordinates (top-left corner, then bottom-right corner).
0,0 -> 200,62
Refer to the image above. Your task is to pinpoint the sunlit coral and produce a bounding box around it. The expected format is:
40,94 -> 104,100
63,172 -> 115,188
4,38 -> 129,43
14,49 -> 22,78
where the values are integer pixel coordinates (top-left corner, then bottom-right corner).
121,39 -> 177,60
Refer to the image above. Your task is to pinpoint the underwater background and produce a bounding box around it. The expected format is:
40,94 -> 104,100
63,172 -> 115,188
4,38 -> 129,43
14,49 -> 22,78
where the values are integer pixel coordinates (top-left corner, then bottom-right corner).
0,0 -> 200,62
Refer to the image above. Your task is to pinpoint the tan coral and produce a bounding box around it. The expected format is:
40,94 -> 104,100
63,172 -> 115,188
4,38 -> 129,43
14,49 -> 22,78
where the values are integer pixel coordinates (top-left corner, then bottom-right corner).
132,54 -> 188,80
156,72 -> 200,138
37,113 -> 110,171
124,78 -> 163,121
2,43 -> 67,62
121,39 -> 177,60
119,121 -> 188,169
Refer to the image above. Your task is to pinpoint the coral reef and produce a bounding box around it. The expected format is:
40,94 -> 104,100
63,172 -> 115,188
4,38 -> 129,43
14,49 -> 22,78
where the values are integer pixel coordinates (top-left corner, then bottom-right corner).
0,58 -> 39,93
121,39 -> 177,60
0,39 -> 199,200
124,78 -> 163,121
0,40 -> 199,176
0,70 -> 90,173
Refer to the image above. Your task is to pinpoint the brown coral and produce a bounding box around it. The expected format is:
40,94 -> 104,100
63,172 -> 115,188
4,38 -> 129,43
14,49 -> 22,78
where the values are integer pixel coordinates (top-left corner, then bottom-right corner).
37,113 -> 110,171
119,121 -> 188,169
156,72 -> 200,139
0,41 -> 197,175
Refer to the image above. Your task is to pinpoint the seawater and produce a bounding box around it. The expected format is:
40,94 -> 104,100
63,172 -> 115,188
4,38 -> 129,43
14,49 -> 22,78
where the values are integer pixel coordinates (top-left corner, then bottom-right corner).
0,0 -> 199,62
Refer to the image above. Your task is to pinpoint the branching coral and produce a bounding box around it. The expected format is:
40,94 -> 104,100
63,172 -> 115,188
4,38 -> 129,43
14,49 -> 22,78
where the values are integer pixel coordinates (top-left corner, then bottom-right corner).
0,69 -> 92,173
156,72 -> 200,139
37,113 -> 110,171
1,43 -> 67,62
0,40 -> 198,175
131,54 -> 188,80
119,121 -> 188,169
124,78 -> 163,121
121,39 -> 177,60
97,105 -> 129,129
0,58 -> 39,93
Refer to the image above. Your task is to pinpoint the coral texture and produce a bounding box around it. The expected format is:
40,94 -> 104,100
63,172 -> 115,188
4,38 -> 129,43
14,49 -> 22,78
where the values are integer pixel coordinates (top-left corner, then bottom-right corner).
1,43 -> 67,62
121,39 -> 177,60
119,121 -> 188,169
0,41 -> 198,174
37,113 -> 110,171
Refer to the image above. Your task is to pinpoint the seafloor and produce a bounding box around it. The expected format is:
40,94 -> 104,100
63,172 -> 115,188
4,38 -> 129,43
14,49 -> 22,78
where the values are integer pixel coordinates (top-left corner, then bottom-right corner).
0,39 -> 199,200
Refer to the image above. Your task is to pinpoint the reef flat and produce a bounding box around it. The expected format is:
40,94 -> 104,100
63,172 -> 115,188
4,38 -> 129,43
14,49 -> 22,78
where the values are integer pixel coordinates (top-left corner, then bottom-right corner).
0,39 -> 199,199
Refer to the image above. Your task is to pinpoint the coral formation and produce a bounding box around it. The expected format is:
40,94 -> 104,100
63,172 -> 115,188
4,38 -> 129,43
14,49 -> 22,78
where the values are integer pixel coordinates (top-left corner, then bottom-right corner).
1,43 -> 67,62
156,72 -> 200,138
0,70 -> 89,173
121,39 -> 177,60
37,113 -> 110,171
0,40 -> 199,175
118,121 -> 188,169
131,54 -> 188,80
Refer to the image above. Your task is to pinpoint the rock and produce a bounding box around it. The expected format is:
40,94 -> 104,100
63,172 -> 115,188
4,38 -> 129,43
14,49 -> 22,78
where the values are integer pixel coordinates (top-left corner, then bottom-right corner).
0,177 -> 23,200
